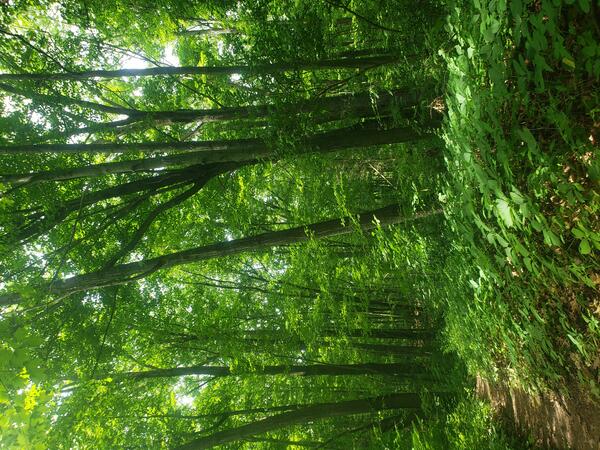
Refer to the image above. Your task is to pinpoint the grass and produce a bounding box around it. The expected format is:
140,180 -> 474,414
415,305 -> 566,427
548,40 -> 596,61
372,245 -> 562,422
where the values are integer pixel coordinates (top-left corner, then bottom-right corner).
438,0 -> 600,396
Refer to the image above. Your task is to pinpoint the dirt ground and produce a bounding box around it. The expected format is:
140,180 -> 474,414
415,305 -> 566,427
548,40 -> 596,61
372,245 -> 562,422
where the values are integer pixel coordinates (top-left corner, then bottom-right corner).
476,376 -> 600,450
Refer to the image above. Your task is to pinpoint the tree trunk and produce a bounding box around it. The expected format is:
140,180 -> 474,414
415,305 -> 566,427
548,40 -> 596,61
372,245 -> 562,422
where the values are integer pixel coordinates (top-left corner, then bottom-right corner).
0,205 -> 442,305
111,361 -> 426,380
1,84 -> 428,139
175,393 -> 422,450
352,343 -> 433,356
0,56 -> 397,81
1,124 -> 434,185
177,28 -> 236,36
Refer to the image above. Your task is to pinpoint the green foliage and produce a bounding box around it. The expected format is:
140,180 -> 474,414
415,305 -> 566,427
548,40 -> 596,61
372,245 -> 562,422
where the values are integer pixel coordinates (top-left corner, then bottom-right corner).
410,395 -> 526,450
0,384 -> 52,450
1,0 -> 597,447
440,0 -> 600,394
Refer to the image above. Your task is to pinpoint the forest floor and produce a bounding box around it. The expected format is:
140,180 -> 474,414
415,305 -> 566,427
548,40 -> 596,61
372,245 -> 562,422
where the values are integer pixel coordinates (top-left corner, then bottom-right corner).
438,1 -> 600,446
476,376 -> 600,450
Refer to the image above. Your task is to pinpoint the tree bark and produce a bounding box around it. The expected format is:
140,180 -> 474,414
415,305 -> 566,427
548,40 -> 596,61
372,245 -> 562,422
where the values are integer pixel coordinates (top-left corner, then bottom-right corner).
177,28 -> 236,36
352,343 -> 433,355
0,205 -> 442,305
1,84 -> 428,139
111,361 -> 425,380
175,393 -> 422,450
0,56 -> 397,81
0,124 -> 433,185
0,95 -> 433,156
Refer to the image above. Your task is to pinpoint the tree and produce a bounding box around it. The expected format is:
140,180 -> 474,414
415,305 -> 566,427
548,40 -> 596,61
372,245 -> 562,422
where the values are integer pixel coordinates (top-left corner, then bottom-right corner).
0,1 -> 457,448
176,393 -> 423,449
0,205 -> 441,305
0,56 -> 397,81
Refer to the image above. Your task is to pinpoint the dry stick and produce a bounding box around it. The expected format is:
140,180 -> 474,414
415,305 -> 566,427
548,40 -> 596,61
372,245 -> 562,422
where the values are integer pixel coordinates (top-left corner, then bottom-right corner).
0,56 -> 398,81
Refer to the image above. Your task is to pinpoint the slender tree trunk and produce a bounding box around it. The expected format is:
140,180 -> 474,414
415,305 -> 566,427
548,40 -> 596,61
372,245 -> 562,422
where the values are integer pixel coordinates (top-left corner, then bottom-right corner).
1,84 -> 429,138
111,403 -> 303,421
109,88 -> 422,127
0,137 -> 264,156
110,362 -> 426,381
0,205 -> 442,305
352,343 -> 433,355
0,56 -> 397,81
335,48 -> 394,58
0,82 -> 132,115
0,124 -> 434,185
175,393 -> 422,450
7,164 -> 230,245
1,122 -> 437,258
242,437 -> 322,447
343,329 -> 435,340
177,28 -> 236,36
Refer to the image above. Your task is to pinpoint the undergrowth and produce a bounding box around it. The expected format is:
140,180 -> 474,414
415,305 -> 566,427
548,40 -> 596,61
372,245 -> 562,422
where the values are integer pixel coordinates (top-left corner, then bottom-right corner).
410,395 -> 529,450
439,0 -> 600,396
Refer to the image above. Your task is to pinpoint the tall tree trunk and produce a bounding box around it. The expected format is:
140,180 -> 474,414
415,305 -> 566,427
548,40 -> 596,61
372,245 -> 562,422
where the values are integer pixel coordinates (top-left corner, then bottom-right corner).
0,56 -> 397,81
1,83 -> 429,138
351,343 -> 433,356
177,27 -> 236,36
109,361 -> 426,381
175,393 -> 422,450
1,123 -> 434,185
0,205 -> 442,305
2,121 -> 438,258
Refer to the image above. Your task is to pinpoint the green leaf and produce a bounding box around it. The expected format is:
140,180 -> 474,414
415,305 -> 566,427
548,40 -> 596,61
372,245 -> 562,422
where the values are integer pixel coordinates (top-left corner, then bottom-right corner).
517,128 -> 538,152
578,0 -> 591,13
0,348 -> 12,365
543,229 -> 561,247
510,0 -> 522,18
495,199 -> 513,227
562,57 -> 576,69
579,239 -> 591,255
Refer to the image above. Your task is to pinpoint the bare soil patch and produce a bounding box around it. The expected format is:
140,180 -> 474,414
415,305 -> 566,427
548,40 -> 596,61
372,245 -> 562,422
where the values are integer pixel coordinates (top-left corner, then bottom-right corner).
476,376 -> 600,449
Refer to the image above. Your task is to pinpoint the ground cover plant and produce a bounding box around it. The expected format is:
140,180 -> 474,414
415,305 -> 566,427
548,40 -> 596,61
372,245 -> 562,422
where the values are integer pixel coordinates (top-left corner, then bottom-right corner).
441,0 -> 600,395
0,0 -> 597,448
